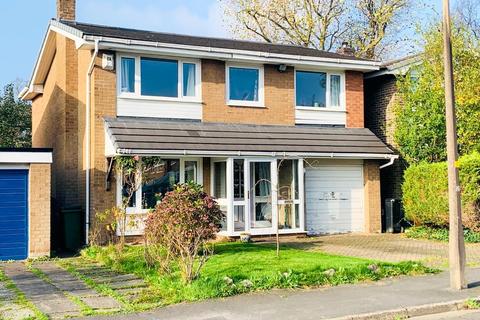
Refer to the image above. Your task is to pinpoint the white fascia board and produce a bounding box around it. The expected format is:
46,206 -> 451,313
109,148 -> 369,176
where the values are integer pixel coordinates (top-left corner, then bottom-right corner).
0,152 -> 53,164
22,21 -> 86,101
83,36 -> 380,71
116,148 -> 397,160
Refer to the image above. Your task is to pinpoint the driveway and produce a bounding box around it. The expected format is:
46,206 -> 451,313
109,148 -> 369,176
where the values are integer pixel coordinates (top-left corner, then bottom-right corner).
282,233 -> 480,269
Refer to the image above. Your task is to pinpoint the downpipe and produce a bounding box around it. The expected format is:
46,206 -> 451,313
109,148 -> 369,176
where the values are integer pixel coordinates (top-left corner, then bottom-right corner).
85,39 -> 100,246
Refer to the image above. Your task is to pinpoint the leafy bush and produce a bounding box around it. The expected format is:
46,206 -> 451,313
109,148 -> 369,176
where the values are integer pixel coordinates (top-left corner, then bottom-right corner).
144,182 -> 223,283
402,152 -> 480,231
405,226 -> 480,243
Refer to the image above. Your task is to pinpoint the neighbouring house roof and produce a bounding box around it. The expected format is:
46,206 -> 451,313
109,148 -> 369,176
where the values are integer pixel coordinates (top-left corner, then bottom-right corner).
22,19 -> 381,100
104,117 -> 394,158
365,53 -> 422,79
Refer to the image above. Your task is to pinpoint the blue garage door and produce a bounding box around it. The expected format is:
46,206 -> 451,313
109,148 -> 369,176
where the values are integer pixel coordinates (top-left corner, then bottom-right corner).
0,170 -> 28,260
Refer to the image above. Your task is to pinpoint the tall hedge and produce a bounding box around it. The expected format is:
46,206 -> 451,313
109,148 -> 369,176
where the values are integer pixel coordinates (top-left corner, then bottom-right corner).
402,152 -> 480,231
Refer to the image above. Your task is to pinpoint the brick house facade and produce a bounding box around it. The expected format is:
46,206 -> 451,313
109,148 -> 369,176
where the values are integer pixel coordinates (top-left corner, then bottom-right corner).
22,0 -> 396,245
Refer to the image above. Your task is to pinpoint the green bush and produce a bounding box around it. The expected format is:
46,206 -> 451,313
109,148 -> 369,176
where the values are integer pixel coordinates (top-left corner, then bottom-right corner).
402,152 -> 480,231
405,226 -> 480,243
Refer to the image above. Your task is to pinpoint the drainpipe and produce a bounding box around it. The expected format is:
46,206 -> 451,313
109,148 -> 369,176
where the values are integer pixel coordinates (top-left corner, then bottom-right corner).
85,39 -> 100,245
379,155 -> 398,169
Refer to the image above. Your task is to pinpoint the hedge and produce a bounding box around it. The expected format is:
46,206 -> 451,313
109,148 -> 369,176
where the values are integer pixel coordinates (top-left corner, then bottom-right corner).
402,152 -> 480,231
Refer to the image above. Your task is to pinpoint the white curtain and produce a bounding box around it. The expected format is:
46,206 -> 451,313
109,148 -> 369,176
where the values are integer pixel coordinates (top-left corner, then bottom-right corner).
330,75 -> 341,107
121,58 -> 134,93
184,63 -> 196,96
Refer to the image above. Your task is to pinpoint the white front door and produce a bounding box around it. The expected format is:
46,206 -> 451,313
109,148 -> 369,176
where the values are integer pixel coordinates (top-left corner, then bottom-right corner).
246,159 -> 277,234
305,160 -> 364,234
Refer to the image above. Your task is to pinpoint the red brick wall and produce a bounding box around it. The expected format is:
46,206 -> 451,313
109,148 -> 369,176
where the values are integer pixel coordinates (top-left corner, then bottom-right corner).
346,71 -> 364,128
202,60 -> 295,125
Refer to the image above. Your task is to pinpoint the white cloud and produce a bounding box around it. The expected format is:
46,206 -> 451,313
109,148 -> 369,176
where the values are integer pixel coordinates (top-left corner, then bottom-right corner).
77,0 -> 229,38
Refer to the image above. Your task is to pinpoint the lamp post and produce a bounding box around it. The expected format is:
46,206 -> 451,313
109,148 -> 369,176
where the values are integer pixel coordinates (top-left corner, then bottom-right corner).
442,0 -> 466,290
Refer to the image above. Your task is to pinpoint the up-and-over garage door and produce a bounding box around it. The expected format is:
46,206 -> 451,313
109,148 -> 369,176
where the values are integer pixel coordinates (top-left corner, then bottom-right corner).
305,161 -> 364,234
0,170 -> 28,260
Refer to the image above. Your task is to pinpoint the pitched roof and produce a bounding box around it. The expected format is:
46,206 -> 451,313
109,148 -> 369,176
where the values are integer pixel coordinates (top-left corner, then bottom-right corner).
105,117 -> 393,157
61,20 -> 372,62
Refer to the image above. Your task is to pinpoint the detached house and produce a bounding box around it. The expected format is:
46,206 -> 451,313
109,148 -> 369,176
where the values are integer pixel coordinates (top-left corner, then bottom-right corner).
21,0 -> 396,245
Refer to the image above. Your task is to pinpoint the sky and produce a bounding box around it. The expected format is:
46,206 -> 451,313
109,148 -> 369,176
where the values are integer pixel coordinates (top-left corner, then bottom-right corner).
0,0 -> 451,91
0,0 -> 227,90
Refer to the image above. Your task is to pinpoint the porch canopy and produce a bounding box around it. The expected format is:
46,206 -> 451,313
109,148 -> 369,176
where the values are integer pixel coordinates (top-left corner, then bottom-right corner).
104,117 -> 394,158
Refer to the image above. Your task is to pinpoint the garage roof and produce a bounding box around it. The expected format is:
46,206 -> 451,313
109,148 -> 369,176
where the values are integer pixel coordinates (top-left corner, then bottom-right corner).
105,118 -> 393,157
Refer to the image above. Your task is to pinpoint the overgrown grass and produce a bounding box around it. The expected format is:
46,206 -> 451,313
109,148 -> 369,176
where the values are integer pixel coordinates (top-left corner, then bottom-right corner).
81,242 -> 436,306
405,226 -> 480,243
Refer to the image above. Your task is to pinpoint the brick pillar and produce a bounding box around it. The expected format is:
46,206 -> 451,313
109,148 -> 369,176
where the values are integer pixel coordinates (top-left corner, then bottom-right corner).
29,164 -> 51,258
346,71 -> 364,128
364,160 -> 381,233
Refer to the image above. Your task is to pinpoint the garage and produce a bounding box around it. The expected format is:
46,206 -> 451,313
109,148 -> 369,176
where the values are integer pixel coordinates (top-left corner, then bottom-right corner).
305,160 -> 365,234
0,170 -> 29,260
0,148 -> 52,260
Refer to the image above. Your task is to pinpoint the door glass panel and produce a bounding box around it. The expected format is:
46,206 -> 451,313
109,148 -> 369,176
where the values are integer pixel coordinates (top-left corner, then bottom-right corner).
234,159 -> 244,201
278,160 -> 299,200
213,162 -> 227,198
121,171 -> 136,208
250,162 -> 272,229
184,161 -> 197,183
278,204 -> 293,229
234,205 -> 245,231
219,205 -> 228,231
295,204 -> 300,228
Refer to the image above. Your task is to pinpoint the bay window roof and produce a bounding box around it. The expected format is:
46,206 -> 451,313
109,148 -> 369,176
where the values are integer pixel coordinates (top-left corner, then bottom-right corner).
105,117 -> 393,158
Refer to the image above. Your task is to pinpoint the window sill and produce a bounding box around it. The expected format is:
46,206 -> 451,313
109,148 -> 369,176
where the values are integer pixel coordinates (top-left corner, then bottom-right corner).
118,94 -> 202,104
295,106 -> 346,112
227,101 -> 265,108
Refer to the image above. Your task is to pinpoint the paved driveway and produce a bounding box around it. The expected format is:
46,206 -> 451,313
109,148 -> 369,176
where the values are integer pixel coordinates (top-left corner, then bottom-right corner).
283,233 -> 480,268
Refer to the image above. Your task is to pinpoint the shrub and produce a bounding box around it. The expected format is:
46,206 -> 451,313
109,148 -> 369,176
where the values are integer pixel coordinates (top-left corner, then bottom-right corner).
405,226 -> 480,243
144,182 -> 223,283
402,152 -> 480,231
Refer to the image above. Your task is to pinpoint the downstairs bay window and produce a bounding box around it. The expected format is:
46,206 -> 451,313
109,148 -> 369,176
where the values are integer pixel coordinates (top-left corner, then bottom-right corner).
117,157 -> 203,214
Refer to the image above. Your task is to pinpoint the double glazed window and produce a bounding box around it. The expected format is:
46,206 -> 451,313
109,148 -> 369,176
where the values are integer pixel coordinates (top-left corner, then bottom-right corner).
227,65 -> 264,107
119,56 -> 199,99
295,71 -> 343,108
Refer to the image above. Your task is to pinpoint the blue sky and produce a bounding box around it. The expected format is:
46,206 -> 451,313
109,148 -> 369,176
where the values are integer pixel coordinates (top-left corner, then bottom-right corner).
0,0 -> 226,90
0,0 -> 448,90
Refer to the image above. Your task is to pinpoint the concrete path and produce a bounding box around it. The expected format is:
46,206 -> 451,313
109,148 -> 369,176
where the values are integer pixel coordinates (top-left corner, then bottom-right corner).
284,234 -> 480,268
0,261 -> 123,319
79,268 -> 480,320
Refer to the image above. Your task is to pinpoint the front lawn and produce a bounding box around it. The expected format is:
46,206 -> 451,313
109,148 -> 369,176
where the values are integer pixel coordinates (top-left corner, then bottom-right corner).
76,242 -> 435,307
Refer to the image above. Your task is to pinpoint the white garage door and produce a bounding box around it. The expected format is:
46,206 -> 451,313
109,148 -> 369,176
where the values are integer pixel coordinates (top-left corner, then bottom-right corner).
305,160 -> 364,234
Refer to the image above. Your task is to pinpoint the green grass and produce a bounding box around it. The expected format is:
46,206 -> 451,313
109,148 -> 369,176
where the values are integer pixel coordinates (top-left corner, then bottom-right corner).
0,268 -> 48,320
405,226 -> 480,243
80,242 -> 436,306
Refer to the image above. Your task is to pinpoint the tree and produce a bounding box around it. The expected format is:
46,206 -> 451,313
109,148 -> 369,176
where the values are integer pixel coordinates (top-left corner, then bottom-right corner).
394,23 -> 480,164
0,83 -> 31,147
222,0 -> 412,59
454,0 -> 480,38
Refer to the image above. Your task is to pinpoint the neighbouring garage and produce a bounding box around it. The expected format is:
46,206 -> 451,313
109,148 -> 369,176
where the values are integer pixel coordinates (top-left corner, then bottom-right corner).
0,148 -> 52,260
305,159 -> 365,234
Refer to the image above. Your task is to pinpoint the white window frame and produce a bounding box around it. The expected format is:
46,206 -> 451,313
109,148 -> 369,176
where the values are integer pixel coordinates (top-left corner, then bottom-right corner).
225,63 -> 265,108
116,157 -> 203,215
294,69 -> 346,110
117,53 -> 202,103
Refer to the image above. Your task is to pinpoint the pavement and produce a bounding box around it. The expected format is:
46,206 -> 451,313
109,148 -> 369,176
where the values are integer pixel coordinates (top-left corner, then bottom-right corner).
411,309 -> 480,319
80,267 -> 480,320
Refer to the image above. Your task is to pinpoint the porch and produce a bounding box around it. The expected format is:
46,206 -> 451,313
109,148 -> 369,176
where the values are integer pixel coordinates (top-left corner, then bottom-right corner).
104,117 -> 395,237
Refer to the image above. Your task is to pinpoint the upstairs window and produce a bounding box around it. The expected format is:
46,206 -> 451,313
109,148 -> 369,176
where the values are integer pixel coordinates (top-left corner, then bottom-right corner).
227,65 -> 264,107
295,70 -> 344,108
118,54 -> 200,100
141,58 -> 178,97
